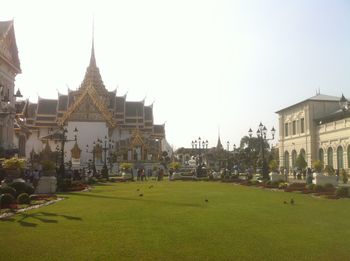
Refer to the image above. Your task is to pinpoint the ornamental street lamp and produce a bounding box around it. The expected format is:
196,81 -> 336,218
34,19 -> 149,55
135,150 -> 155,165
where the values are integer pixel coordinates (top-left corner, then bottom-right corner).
55,145 -> 60,168
56,126 -> 78,182
191,137 -> 208,166
98,136 -> 114,179
248,123 -> 275,179
86,142 -> 97,176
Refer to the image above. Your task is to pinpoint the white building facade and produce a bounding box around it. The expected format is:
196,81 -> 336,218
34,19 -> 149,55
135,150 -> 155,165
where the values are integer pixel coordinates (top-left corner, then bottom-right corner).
276,93 -> 350,173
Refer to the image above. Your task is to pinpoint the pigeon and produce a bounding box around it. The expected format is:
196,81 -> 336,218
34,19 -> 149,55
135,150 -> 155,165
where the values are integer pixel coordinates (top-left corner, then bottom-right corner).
290,198 -> 294,205
139,194 -> 143,197
283,201 -> 288,204
149,185 -> 153,189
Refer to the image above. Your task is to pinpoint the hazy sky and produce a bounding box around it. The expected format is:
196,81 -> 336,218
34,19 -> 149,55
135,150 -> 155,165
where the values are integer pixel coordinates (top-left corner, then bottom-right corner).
2,0 -> 350,149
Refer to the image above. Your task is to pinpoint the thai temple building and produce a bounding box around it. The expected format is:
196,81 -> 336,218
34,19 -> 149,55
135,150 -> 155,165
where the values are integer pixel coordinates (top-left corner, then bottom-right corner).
0,20 -> 22,157
14,35 -> 168,169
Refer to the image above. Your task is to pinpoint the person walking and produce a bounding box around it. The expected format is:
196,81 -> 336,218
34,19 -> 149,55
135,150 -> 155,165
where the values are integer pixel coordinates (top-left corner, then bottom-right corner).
32,169 -> 40,189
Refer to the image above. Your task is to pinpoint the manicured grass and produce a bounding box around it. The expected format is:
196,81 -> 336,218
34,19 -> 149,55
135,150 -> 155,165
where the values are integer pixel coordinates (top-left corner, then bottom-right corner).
1,181 -> 350,260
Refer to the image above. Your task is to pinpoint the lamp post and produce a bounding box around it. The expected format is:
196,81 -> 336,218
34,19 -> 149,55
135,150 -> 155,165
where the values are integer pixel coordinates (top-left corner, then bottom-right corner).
56,126 -> 78,182
86,142 -> 97,176
191,137 -> 208,166
248,123 -> 275,179
98,136 -> 114,179
55,145 -> 60,168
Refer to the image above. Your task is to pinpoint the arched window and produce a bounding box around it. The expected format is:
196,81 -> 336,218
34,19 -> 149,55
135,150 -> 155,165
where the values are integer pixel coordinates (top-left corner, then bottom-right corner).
337,146 -> 344,169
318,148 -> 324,163
327,147 -> 333,167
284,151 -> 289,170
292,150 -> 297,168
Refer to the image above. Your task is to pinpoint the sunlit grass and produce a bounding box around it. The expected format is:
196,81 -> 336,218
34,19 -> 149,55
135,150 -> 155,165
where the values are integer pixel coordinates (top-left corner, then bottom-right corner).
1,181 -> 349,261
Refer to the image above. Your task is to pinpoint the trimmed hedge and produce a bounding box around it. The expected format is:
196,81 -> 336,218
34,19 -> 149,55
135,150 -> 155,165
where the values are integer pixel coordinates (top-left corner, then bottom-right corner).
335,187 -> 348,198
0,193 -> 15,206
17,193 -> 31,204
9,182 -> 35,196
0,186 -> 17,198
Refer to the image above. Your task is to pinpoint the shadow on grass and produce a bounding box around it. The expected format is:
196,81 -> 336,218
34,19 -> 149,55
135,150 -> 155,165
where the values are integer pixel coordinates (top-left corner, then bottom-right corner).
0,211 -> 82,227
71,192 -> 203,208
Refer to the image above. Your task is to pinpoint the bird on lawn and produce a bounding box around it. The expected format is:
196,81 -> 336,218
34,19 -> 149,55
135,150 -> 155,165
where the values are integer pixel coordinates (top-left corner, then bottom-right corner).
139,194 -> 143,197
290,198 -> 294,205
149,185 -> 153,189
205,198 -> 209,203
136,188 -> 140,191
283,201 -> 288,204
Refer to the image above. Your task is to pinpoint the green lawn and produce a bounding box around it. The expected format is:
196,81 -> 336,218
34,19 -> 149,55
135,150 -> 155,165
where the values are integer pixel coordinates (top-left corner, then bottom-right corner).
1,181 -> 350,261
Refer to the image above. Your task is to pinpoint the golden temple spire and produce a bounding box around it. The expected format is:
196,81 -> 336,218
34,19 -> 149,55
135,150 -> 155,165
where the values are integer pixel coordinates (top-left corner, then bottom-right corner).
89,17 -> 96,67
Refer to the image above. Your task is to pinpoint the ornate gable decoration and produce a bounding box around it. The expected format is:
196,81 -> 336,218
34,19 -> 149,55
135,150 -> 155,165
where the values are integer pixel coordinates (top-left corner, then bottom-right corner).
58,84 -> 116,128
130,128 -> 147,149
71,142 -> 82,159
0,20 -> 21,73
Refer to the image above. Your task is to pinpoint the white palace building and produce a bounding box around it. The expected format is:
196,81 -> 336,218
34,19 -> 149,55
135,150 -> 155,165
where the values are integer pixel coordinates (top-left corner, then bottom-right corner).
276,93 -> 350,173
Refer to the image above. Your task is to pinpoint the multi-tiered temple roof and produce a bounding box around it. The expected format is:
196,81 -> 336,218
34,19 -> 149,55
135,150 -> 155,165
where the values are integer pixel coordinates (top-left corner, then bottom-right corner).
15,37 -> 165,138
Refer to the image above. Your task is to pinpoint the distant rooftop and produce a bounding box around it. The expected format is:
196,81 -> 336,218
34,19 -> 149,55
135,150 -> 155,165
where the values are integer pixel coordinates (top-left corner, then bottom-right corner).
276,93 -> 341,113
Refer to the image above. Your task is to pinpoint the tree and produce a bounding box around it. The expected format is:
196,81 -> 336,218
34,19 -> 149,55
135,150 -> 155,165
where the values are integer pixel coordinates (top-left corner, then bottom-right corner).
169,162 -> 181,170
159,151 -> 171,170
295,153 -> 307,171
268,159 -> 278,172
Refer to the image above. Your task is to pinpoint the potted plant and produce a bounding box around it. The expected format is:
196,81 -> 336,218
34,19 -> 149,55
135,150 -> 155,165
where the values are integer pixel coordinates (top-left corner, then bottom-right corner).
36,160 -> 57,194
312,160 -> 323,174
3,157 -> 26,180
324,165 -> 335,176
295,154 -> 307,180
313,163 -> 337,186
268,160 -> 283,182
340,169 -> 348,184
120,162 -> 133,180
41,160 -> 56,176
169,162 -> 181,171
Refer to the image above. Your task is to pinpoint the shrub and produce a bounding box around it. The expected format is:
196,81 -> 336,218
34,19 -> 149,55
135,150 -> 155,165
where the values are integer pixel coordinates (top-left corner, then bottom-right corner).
41,160 -> 56,176
265,180 -> 272,185
3,157 -> 26,170
169,162 -> 181,170
17,193 -> 31,204
270,181 -> 280,188
9,182 -> 35,196
268,160 -> 278,172
295,154 -> 307,171
340,169 -> 348,184
0,193 -> 15,206
278,182 -> 288,189
312,160 -> 324,173
120,162 -> 133,171
288,183 -> 306,189
306,184 -> 315,191
87,177 -> 97,185
335,187 -> 348,198
0,186 -> 17,197
313,185 -> 325,193
324,165 -> 335,176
